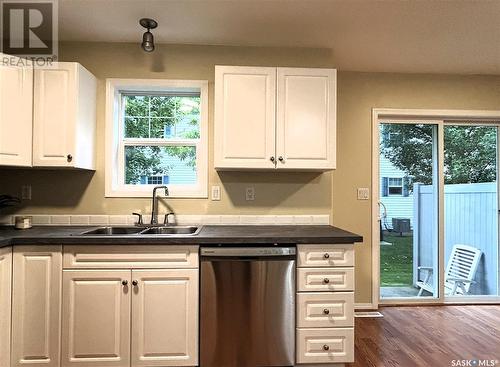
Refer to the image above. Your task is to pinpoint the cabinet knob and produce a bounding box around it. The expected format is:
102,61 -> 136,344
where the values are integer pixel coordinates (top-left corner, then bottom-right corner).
67,154 -> 73,162
323,278 -> 330,284
323,344 -> 330,351
323,309 -> 330,315
132,280 -> 138,286
270,156 -> 275,162
278,156 -> 284,162
323,253 -> 330,259
121,280 -> 128,286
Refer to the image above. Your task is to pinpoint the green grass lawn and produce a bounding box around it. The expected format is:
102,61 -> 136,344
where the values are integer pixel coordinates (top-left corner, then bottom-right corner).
380,232 -> 413,286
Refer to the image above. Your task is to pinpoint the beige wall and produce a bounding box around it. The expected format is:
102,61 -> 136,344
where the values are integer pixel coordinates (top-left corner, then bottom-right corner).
2,42 -> 500,303
335,72 -> 500,303
1,42 -> 336,216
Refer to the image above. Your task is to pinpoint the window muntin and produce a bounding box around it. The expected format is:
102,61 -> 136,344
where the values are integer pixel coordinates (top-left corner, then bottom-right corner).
147,176 -> 163,185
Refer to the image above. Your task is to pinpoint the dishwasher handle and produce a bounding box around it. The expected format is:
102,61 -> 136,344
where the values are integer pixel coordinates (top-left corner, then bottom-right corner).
201,246 -> 296,257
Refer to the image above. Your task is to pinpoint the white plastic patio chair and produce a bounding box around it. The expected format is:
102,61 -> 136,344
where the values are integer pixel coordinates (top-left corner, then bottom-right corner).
416,244 -> 482,296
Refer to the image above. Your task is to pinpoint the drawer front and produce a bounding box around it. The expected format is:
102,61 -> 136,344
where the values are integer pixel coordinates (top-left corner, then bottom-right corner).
297,244 -> 354,267
296,328 -> 354,364
298,267 -> 354,292
63,245 -> 199,269
297,292 -> 354,328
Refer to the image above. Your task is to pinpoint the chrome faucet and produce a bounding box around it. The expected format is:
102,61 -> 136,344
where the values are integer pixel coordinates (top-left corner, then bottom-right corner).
151,185 -> 169,225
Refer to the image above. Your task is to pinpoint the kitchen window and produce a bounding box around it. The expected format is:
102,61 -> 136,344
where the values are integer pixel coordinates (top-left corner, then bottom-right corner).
105,79 -> 208,197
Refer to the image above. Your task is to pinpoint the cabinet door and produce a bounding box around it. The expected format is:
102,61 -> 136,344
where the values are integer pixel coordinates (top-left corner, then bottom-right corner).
0,55 -> 33,166
131,269 -> 198,366
11,246 -> 62,367
33,62 -> 76,167
214,66 -> 276,169
61,270 -> 131,367
0,247 -> 12,367
276,68 -> 336,170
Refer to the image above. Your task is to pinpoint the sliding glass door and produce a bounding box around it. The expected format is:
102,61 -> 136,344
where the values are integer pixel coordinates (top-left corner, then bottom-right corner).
379,119 -> 500,303
443,124 -> 499,299
379,122 -> 439,300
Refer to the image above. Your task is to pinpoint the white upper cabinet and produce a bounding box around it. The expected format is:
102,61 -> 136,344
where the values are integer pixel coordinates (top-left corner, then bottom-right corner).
0,55 -> 33,167
214,65 -> 336,170
33,62 -> 97,169
276,68 -> 336,170
214,66 -> 277,169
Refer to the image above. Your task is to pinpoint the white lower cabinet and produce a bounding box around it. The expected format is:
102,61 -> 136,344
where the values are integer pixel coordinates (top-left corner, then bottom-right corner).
296,328 -> 354,364
61,270 -> 131,367
296,244 -> 355,365
131,269 -> 198,366
0,247 -> 12,367
297,292 -> 354,328
60,246 -> 199,367
11,246 -> 62,367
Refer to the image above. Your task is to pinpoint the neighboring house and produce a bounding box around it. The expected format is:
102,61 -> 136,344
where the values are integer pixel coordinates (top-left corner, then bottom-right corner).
380,155 -> 414,229
140,115 -> 198,185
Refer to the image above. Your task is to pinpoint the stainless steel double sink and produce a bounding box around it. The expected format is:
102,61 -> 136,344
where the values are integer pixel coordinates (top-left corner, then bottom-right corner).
77,225 -> 201,236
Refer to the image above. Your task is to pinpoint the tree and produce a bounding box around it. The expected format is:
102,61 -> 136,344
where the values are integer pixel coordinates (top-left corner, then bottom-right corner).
123,95 -> 200,184
381,124 -> 496,189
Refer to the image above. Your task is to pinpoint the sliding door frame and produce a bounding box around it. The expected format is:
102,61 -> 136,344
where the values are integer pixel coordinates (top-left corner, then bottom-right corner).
372,108 -> 500,308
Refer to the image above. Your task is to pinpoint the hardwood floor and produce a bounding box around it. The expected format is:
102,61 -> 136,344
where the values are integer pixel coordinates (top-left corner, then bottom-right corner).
350,305 -> 500,367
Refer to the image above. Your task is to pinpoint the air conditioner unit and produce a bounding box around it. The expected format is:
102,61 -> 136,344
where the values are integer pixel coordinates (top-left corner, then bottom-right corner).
392,218 -> 410,235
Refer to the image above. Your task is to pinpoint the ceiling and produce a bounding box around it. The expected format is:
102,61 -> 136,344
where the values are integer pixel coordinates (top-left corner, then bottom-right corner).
59,0 -> 500,75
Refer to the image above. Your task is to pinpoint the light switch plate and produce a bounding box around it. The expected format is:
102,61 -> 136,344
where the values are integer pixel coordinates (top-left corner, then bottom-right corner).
211,185 -> 221,201
245,187 -> 255,201
357,187 -> 369,200
21,184 -> 32,200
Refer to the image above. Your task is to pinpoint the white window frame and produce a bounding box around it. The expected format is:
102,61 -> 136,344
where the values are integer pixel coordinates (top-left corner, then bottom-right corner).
388,177 -> 403,196
105,78 -> 208,198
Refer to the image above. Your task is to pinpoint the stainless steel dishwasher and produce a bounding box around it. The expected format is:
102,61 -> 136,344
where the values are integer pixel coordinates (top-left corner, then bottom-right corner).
200,246 -> 296,367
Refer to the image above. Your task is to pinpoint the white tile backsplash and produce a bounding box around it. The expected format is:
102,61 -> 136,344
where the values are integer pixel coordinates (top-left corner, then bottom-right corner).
0,214 -> 330,226
89,215 -> 109,225
50,215 -> 71,225
32,215 -> 51,225
108,215 -> 128,225
70,215 -> 90,225
293,215 -> 313,224
0,215 -> 13,225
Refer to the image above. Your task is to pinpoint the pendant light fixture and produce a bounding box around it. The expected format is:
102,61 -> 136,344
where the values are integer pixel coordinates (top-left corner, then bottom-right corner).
139,18 -> 158,52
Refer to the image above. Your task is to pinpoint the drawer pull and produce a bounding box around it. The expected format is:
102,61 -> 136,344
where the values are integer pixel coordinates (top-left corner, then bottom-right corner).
323,278 -> 330,284
323,308 -> 330,315
323,253 -> 330,259
323,344 -> 330,351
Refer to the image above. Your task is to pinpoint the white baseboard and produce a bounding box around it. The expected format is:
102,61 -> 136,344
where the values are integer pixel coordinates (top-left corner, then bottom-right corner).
355,302 -> 377,310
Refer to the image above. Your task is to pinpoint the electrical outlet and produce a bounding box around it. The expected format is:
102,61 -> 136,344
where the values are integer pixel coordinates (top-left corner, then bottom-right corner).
21,185 -> 32,200
211,185 -> 221,201
357,187 -> 369,200
245,187 -> 255,201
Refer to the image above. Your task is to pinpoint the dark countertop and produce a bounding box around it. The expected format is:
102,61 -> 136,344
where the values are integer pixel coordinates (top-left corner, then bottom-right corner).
0,225 -> 363,247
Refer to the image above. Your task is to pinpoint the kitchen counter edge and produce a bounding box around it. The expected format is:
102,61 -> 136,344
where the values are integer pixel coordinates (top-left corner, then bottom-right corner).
0,225 -> 363,247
